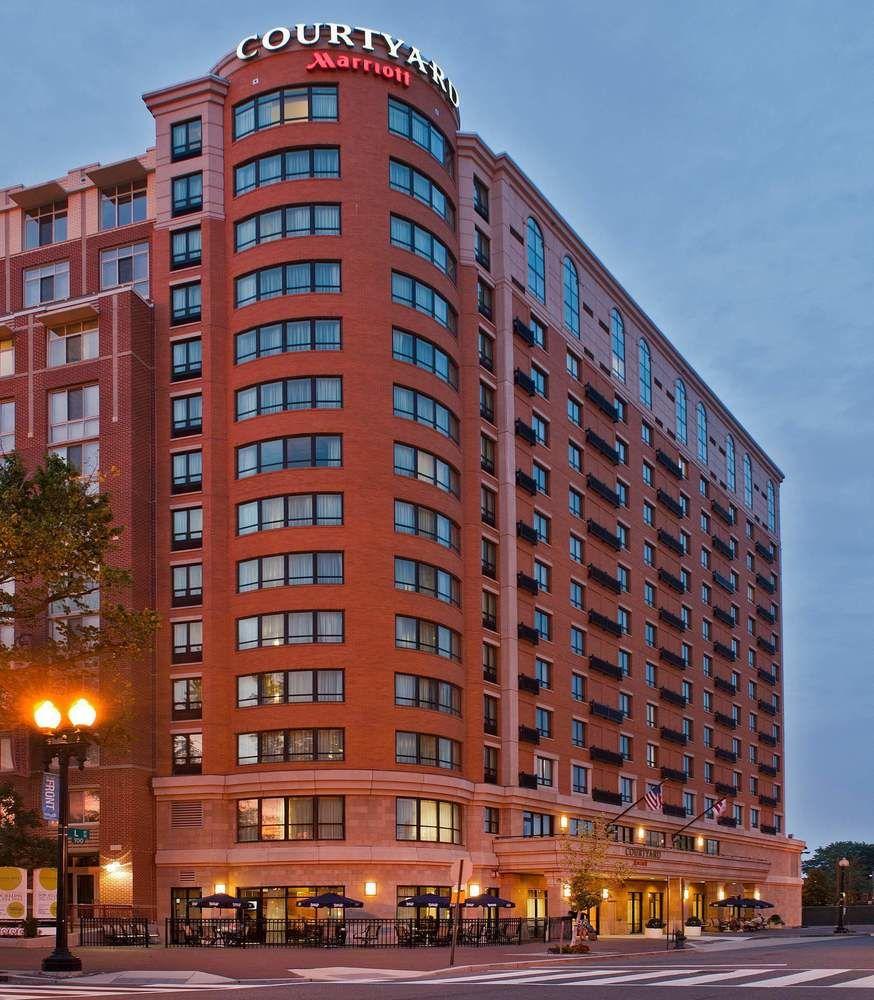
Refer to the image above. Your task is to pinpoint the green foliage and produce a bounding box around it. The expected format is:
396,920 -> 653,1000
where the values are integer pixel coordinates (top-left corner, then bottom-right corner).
561,815 -> 632,915
685,916 -> 703,926
0,783 -> 55,868
802,842 -> 874,904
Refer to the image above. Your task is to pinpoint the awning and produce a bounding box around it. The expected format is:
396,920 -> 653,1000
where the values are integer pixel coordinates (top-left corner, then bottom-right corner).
85,157 -> 148,188
35,301 -> 99,330
7,181 -> 67,210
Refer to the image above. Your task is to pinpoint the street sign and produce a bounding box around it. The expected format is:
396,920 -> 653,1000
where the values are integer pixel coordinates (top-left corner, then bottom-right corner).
67,828 -> 90,845
40,773 -> 59,822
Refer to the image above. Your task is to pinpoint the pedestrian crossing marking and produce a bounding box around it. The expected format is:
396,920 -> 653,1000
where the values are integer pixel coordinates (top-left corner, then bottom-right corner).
742,968 -> 850,987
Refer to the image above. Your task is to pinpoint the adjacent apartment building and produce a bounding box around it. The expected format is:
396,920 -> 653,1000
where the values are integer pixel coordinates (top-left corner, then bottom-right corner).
0,24 -> 803,931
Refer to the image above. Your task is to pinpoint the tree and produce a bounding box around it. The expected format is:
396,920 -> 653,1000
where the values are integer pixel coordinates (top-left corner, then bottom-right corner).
561,815 -> 633,917
0,783 -> 55,868
802,842 -> 874,904
802,868 -> 834,906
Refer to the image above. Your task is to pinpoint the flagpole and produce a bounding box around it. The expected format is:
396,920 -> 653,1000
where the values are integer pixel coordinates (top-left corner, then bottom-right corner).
605,780 -> 665,833
670,797 -> 726,844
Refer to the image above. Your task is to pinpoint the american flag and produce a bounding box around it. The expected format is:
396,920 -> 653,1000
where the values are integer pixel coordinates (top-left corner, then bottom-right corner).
644,783 -> 662,811
712,797 -> 727,817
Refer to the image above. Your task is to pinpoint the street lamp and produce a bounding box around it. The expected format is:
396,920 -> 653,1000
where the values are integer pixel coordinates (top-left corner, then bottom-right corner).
835,857 -> 850,935
32,696 -> 98,972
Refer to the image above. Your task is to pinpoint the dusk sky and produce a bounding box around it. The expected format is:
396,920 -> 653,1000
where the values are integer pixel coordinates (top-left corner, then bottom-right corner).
1,0 -> 871,852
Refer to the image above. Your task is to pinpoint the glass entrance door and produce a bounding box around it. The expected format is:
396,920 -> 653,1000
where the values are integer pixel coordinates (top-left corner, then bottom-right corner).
627,891 -> 643,933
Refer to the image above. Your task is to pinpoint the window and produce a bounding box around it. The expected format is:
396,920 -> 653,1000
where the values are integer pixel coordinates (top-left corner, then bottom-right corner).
533,560 -> 551,593
389,331 -> 458,390
483,693 -> 498,732
236,376 -> 342,421
484,806 -> 500,834
533,511 -> 550,542
644,502 -> 654,527
394,556 -> 459,605
171,337 -> 202,381
171,506 -> 203,550
570,579 -> 584,610
236,610 -> 344,649
236,204 -> 340,250
744,453 -> 754,508
51,440 -> 99,478
643,542 -> 655,566
388,98 -> 452,172
171,450 -> 202,494
171,226 -> 201,270
646,743 -> 657,768
100,181 -> 147,230
473,176 -> 489,220
394,674 -> 460,716
235,262 -> 340,306
646,704 -> 657,728
237,147 -> 340,194
238,669 -> 344,707
569,534 -> 583,563
99,241 -> 151,298
393,443 -> 459,495
644,622 -> 656,647
49,385 -> 98,443
171,394 -> 202,437
171,117 -> 202,160
172,733 -> 202,774
396,732 -> 460,770
644,581 -> 655,606
391,215 -> 456,280
522,812 -> 554,837
395,615 -> 461,660
571,672 -> 585,701
535,756 -> 554,787
568,441 -> 582,472
532,462 -> 549,495
534,608 -> 552,641
389,159 -> 454,226
172,172 -> 203,216
47,322 -> 98,369
479,329 -> 495,370
238,551 -> 343,591
394,499 -> 459,550
610,308 -> 626,381
675,378 -> 688,444
725,434 -> 736,493
646,662 -> 657,687
767,480 -> 776,532
620,777 -> 634,804
171,282 -> 201,324
535,657 -> 552,688
638,338 -> 652,408
239,493 -> 342,535
696,402 -> 708,462
535,707 -> 553,739
475,227 -> 491,270
172,620 -> 202,663
526,217 -> 545,302
476,279 -> 493,319
394,385 -> 458,441
396,797 -> 460,843
24,261 -> 69,306
237,728 -> 344,765
391,272 -> 456,331
236,435 -> 341,477
570,626 -> 584,655
171,563 -> 202,606
642,421 -> 653,446
237,796 -> 344,842
563,256 -> 580,335
235,318 -> 341,364
572,718 -> 585,748
24,201 -> 67,248
234,85 -> 338,138
0,339 -> 12,378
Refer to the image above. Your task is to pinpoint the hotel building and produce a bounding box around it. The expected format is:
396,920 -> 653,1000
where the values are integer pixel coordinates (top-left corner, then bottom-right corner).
0,25 -> 803,932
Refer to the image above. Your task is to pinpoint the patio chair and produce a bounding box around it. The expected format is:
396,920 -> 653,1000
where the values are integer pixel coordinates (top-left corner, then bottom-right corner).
396,922 -> 413,947
352,923 -> 379,947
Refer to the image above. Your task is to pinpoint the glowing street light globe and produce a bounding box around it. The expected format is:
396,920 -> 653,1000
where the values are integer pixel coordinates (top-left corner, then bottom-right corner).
67,698 -> 97,729
34,700 -> 62,731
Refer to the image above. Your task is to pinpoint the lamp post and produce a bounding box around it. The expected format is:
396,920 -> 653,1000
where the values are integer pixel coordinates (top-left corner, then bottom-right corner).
835,857 -> 850,935
33,697 -> 98,972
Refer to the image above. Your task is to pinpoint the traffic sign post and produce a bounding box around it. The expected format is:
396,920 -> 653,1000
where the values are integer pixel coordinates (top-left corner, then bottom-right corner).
67,828 -> 90,846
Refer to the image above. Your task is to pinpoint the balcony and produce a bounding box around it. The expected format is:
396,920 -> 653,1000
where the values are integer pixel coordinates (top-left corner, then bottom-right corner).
518,724 -> 541,745
662,803 -> 687,819
713,640 -> 736,662
517,571 -> 539,595
757,668 -> 777,686
515,418 -> 537,445
660,726 -> 688,746
517,520 -> 539,544
712,535 -> 734,560
757,699 -> 778,717
481,455 -> 495,475
758,794 -> 779,807
587,518 -> 622,551
658,647 -> 687,670
756,605 -> 776,624
757,636 -> 777,655
660,766 -> 688,783
657,489 -> 685,518
756,573 -> 776,595
516,469 -> 538,496
587,474 -> 622,508
592,788 -> 624,806
587,563 -> 621,594
715,747 -> 738,763
513,317 -> 535,346
758,762 -> 779,777
714,711 -> 737,730
711,499 -> 734,526
658,607 -> 687,632
715,782 -> 738,797
514,368 -> 536,395
717,815 -> 738,828
480,402 -> 495,423
588,609 -> 623,637
757,731 -> 778,747
481,506 -> 496,527
518,771 -> 539,790
658,567 -> 686,594
517,623 -> 540,645
712,571 -> 735,594
656,449 -> 684,480
590,700 -> 625,724
585,429 -> 620,465
584,383 -> 618,422
483,767 -> 498,784
481,559 -> 497,579
755,541 -> 775,563
590,655 -> 624,681
590,746 -> 624,766
479,351 -> 494,373
760,823 -> 778,836
713,605 -> 736,628
482,613 -> 498,631
483,666 -> 498,684
518,673 -> 540,695
659,686 -> 688,708
657,528 -> 684,555
483,718 -> 498,735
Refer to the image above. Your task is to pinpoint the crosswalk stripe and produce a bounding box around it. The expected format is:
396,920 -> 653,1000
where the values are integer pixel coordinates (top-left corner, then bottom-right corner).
554,969 -> 708,986
487,967 -> 700,986
652,968 -> 774,986
742,968 -> 850,987
410,967 -> 627,985
833,973 -> 874,988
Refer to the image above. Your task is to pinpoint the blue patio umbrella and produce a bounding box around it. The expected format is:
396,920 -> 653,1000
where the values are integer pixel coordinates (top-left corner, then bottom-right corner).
462,894 -> 515,908
397,893 -> 451,908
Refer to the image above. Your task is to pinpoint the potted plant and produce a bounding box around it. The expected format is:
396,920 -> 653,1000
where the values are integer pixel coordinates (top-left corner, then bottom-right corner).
644,917 -> 665,938
767,914 -> 784,927
684,915 -> 703,937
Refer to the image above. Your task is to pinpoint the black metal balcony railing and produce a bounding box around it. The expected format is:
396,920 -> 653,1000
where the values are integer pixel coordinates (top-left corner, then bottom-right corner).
757,636 -> 777,655
660,726 -> 688,746
480,403 -> 495,423
660,766 -> 688,783
755,541 -> 775,563
756,573 -> 776,595
658,607 -> 687,632
662,802 -> 687,819
590,655 -> 624,681
518,725 -> 541,745
713,605 -> 736,628
587,474 -> 622,508
657,489 -> 685,518
481,455 -> 496,475
760,823 -> 778,835
756,605 -> 776,624
757,668 -> 777,686
659,647 -> 687,670
757,731 -> 778,747
758,762 -> 779,777
757,699 -> 778,717
518,771 -> 539,790
712,571 -> 735,594
513,317 -> 535,346
658,567 -> 686,594
518,673 -> 540,695
587,563 -> 622,594
659,686 -> 687,708
479,351 -> 494,372
516,469 -> 538,496
713,640 -> 736,662
589,746 -> 624,766
715,747 -> 738,762
585,429 -> 620,465
588,609 -> 623,637
516,571 -> 539,595
712,535 -> 734,560
483,767 -> 498,784
483,718 -> 498,735
514,368 -> 536,396
483,666 -> 498,684
758,794 -> 779,807
717,815 -> 739,828
715,782 -> 738,797
656,449 -> 683,480
714,677 -> 737,697
517,623 -> 540,645
482,613 -> 498,631
590,700 -> 625,724
714,711 -> 737,730
517,520 -> 539,544
481,560 -> 497,579
657,528 -> 684,555
711,499 -> 734,526
584,383 -> 619,422
481,506 -> 496,527
515,419 -> 537,445
587,518 -> 622,551
592,788 -> 624,806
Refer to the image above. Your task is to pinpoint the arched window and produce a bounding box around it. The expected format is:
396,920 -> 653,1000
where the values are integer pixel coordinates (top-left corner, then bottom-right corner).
526,217 -> 545,303
638,338 -> 652,408
562,256 -> 580,336
726,434 -> 736,493
743,453 -> 753,509
767,480 -> 776,532
675,379 -> 687,444
696,402 -> 708,463
610,308 -> 626,382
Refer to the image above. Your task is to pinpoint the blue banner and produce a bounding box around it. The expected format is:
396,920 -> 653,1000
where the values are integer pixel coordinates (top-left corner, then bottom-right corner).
41,773 -> 59,822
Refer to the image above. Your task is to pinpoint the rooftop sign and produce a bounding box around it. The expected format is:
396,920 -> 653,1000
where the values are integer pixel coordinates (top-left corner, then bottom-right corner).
236,24 -> 460,109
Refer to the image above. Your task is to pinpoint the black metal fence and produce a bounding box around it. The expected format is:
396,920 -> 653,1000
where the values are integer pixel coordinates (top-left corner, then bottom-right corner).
79,916 -> 150,947
803,904 -> 874,927
165,916 -> 527,948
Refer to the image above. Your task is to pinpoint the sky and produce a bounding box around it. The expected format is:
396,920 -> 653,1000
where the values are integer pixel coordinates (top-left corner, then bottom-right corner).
1,0 -> 872,852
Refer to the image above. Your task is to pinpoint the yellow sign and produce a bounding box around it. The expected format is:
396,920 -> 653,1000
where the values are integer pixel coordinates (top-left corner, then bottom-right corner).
0,867 -> 26,919
33,868 -> 57,920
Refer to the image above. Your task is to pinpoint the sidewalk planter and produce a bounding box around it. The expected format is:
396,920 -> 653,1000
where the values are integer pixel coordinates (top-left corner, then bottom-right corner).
644,927 -> 664,938
684,924 -> 702,937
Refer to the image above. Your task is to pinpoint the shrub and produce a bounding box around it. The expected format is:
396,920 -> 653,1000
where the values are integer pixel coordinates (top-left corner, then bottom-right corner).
685,916 -> 703,927
22,917 -> 38,938
547,943 -> 591,955
767,913 -> 784,926
645,918 -> 664,929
